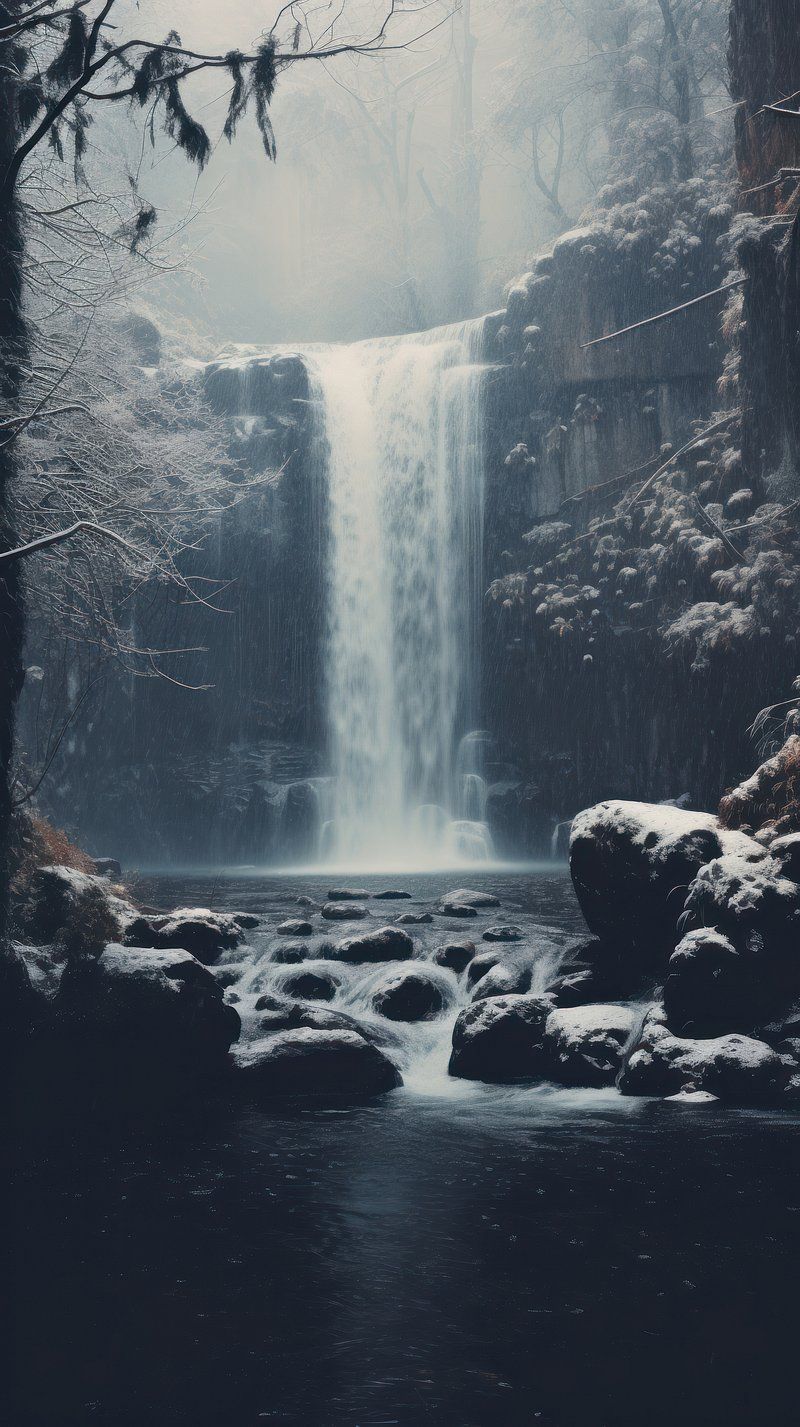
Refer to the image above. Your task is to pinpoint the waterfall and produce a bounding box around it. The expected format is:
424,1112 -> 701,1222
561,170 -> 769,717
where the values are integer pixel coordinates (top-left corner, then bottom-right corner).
306,320 -> 493,870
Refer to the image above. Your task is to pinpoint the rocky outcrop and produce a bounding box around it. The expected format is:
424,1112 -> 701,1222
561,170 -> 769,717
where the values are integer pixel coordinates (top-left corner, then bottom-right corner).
620,1005 -> 787,1104
232,1028 -> 401,1100
569,801 -> 764,955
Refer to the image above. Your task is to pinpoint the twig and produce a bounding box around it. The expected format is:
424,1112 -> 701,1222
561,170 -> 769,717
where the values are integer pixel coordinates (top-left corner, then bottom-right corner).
580,278 -> 748,351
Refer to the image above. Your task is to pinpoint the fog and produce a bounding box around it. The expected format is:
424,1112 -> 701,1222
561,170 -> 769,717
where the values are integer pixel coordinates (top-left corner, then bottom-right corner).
97,0 -> 598,345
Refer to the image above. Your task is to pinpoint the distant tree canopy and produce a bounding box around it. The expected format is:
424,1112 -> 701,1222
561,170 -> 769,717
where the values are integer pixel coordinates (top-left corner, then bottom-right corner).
492,0 -> 729,230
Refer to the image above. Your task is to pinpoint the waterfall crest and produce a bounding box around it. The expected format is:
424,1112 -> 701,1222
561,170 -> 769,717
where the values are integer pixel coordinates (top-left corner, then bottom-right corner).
307,319 -> 492,870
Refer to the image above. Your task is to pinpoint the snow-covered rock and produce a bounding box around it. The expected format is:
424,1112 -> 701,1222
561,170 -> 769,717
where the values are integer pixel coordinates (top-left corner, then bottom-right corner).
663,928 -> 756,1037
448,994 -> 554,1083
321,901 -> 369,921
470,956 -> 534,1002
154,908 -> 244,964
569,801 -> 764,954
232,1029 -> 401,1100
443,888 -> 501,909
543,1004 -> 636,1087
619,1005 -> 786,1103
333,926 -> 414,963
433,940 -> 476,973
372,969 -> 446,1022
55,944 -> 240,1070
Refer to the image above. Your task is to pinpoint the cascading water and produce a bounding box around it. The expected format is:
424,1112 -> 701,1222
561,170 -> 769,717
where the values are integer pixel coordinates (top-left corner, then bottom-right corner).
305,320 -> 493,870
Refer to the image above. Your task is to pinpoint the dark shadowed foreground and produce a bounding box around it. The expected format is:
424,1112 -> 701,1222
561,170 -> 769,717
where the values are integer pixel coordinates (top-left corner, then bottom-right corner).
2,873 -> 798,1427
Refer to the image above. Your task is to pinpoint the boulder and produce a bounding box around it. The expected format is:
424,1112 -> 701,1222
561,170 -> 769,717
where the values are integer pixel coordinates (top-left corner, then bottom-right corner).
334,926 -> 414,963
438,900 -> 478,918
373,890 -> 412,900
280,970 -> 340,1002
270,940 -> 313,964
443,888 -> 501,909
254,1001 -> 392,1048
321,902 -> 369,921
542,1005 -> 635,1087
232,1029 -> 401,1100
482,925 -> 523,943
372,970 -> 445,1022
680,855 -> 800,986
276,919 -> 313,937
466,949 -> 502,987
54,944 -> 240,1070
620,1005 -> 786,1103
155,907 -> 244,965
433,940 -> 476,973
471,958 -> 533,1002
327,888 -> 371,900
569,801 -> 764,955
395,912 -> 433,925
448,994 -> 554,1083
232,912 -> 260,930
663,929 -> 758,1037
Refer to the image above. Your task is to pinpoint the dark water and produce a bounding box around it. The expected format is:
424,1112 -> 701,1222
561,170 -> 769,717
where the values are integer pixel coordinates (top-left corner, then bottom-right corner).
3,871 -> 800,1426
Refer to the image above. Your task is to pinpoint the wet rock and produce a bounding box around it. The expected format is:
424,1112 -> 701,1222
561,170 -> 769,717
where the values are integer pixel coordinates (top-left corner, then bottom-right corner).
54,944 -> 240,1070
214,966 -> 243,989
569,801 -> 764,955
466,949 -> 503,987
321,902 -> 369,921
232,1029 -> 401,1100
620,1005 -> 786,1103
664,929 -> 757,1037
372,969 -> 445,1022
443,888 -> 501,909
548,969 -> 615,1008
254,992 -> 291,1014
482,925 -> 523,943
232,913 -> 260,930
280,970 -> 340,1002
270,941 -> 312,964
433,940 -> 476,973
449,994 -> 554,1083
155,908 -> 244,965
327,888 -> 371,900
543,1005 -> 635,1087
395,911 -> 433,925
373,889 -> 412,900
276,919 -> 313,937
438,900 -> 478,918
334,926 -> 414,963
471,958 -> 533,1001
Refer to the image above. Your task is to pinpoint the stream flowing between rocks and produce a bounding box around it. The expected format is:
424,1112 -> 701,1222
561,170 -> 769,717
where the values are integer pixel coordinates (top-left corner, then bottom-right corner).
3,868 -> 799,1427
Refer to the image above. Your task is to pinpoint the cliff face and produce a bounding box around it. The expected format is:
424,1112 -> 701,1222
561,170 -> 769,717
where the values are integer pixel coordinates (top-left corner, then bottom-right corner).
478,12 -> 800,854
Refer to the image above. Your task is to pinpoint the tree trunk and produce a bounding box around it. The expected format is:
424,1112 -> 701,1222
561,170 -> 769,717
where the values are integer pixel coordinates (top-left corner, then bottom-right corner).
0,4 -> 28,945
730,0 -> 800,210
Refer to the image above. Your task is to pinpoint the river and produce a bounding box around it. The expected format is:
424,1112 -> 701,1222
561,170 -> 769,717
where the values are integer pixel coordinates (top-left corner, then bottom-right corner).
3,869 -> 799,1426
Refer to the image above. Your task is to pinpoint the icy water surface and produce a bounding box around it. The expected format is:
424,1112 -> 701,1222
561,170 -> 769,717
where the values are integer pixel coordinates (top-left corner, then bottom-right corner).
3,870 -> 799,1426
